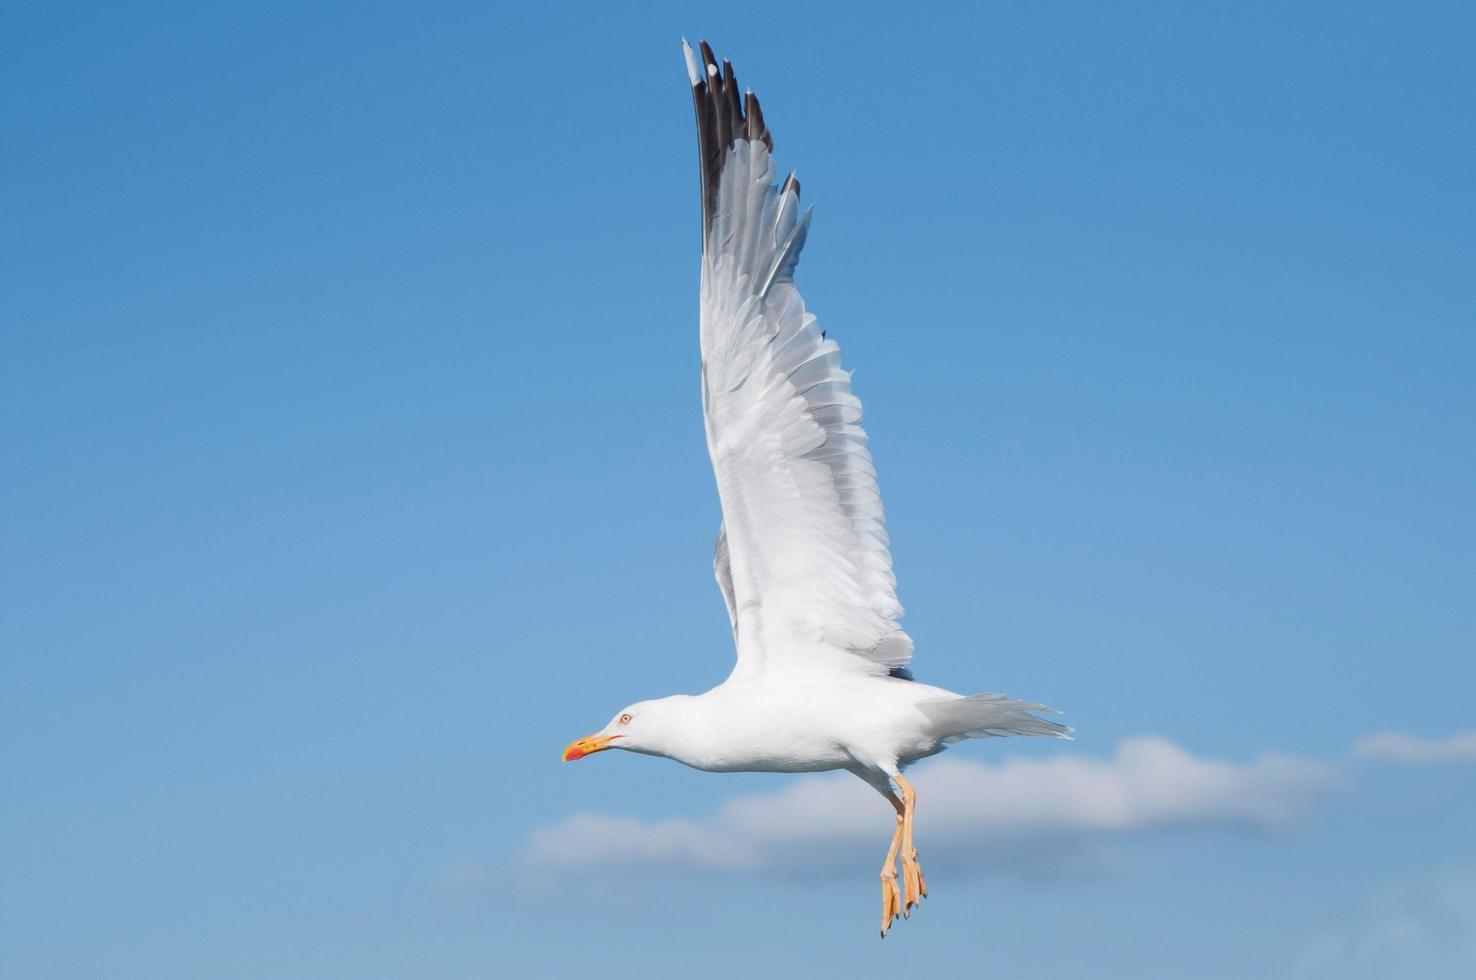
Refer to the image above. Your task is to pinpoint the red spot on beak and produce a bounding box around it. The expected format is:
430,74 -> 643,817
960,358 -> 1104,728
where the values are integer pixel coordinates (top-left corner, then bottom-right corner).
562,734 -> 621,762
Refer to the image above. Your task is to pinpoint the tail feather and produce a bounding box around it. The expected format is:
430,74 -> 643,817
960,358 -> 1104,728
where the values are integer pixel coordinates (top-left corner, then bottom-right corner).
919,693 -> 1072,742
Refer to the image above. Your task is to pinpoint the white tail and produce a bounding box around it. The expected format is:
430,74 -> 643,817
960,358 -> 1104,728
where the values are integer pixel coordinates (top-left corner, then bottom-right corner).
918,693 -> 1072,742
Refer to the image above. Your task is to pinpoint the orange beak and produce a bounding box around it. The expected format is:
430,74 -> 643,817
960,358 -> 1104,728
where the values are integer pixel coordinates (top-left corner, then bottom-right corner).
562,733 -> 622,762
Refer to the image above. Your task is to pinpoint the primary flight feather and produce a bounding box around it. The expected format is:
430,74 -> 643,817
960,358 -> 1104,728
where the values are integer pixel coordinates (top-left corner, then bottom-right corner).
562,40 -> 1068,937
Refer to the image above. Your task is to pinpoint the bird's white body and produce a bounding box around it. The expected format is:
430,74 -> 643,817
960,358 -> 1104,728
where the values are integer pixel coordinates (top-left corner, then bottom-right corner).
563,41 -> 1068,935
627,676 -> 959,774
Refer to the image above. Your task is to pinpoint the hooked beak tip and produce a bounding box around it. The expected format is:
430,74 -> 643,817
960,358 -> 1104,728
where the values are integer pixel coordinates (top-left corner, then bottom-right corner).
562,734 -> 620,763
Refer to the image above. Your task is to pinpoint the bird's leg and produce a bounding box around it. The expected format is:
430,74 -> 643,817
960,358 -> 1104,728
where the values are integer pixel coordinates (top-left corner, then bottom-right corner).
879,792 -> 905,937
895,773 -> 927,913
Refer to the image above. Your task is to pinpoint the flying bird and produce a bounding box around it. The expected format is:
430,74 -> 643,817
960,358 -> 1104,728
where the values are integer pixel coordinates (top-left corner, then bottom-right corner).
563,40 -> 1069,937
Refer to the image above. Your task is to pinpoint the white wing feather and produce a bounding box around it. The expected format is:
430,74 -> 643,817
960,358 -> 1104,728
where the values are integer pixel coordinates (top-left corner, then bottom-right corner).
693,79 -> 911,678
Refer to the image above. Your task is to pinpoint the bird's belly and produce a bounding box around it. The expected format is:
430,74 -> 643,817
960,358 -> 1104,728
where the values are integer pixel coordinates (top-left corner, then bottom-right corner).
682,726 -> 854,773
690,753 -> 852,774
690,720 -> 856,773
673,682 -> 940,774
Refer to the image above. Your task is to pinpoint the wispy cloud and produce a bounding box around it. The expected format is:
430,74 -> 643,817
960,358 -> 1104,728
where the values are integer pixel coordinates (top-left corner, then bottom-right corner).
1351,730 -> 1476,766
526,736 -> 1342,879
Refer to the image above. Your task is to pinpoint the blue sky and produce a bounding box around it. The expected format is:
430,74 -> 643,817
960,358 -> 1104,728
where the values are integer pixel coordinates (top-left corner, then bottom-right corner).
3,1 -> 1473,977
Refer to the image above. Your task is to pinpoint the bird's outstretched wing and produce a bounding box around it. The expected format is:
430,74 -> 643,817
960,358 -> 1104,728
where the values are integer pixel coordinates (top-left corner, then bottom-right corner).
685,41 -> 911,678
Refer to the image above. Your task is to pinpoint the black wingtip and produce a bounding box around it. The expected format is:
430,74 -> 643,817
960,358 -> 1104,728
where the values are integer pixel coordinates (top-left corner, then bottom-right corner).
688,41 -> 778,242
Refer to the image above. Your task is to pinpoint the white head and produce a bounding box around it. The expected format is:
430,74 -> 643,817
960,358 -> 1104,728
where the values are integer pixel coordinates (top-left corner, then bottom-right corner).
562,696 -> 687,763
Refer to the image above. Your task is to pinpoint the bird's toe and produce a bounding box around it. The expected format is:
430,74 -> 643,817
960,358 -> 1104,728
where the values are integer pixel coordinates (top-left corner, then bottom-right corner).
879,871 -> 901,937
901,849 -> 928,913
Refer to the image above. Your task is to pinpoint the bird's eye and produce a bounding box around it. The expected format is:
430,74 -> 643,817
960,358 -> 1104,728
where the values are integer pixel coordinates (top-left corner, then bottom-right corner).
619,713 -> 632,725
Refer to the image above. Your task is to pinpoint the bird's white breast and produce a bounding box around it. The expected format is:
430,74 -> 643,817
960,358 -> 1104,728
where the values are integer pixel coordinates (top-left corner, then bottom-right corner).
663,676 -> 957,774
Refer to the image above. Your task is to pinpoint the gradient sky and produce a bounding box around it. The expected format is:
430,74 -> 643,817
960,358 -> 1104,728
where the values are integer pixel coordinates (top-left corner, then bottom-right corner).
3,2 -> 1474,978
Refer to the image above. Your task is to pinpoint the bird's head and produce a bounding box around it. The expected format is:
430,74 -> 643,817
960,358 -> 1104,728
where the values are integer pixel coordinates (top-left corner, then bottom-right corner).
562,697 -> 685,762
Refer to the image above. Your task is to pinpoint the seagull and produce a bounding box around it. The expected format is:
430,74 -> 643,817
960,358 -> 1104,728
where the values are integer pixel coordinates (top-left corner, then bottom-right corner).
563,40 -> 1069,937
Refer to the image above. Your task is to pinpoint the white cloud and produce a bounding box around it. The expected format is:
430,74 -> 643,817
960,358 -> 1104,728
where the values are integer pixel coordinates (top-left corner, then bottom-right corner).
1351,730 -> 1476,766
525,736 -> 1342,879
